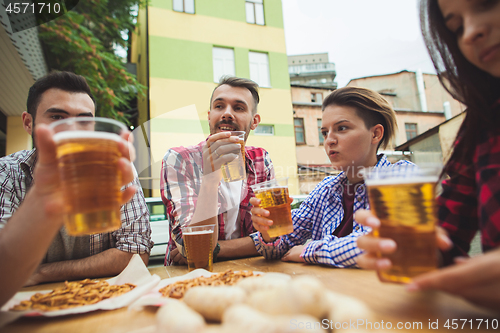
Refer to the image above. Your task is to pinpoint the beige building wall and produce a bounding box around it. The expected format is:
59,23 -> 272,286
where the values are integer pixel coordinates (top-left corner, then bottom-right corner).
393,111 -> 447,147
347,71 -> 465,147
6,116 -> 31,155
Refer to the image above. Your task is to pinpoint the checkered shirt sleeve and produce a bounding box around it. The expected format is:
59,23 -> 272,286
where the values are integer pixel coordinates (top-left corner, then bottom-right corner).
438,129 -> 500,264
90,169 -> 153,255
0,152 -> 29,227
251,156 -> 415,268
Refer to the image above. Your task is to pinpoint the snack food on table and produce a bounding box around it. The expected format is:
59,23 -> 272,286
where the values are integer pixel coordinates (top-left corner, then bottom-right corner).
324,290 -> 374,323
155,271 -> 372,333
235,272 -> 290,293
156,298 -> 206,333
183,286 -> 246,322
158,269 -> 256,299
10,279 -> 136,312
246,275 -> 329,319
222,304 -> 326,333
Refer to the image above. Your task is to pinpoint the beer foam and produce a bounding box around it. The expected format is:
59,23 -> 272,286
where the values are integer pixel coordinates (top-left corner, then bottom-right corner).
183,230 -> 214,235
53,131 -> 121,143
365,176 -> 439,186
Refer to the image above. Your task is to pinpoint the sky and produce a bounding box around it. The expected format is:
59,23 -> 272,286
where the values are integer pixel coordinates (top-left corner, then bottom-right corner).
281,0 -> 437,88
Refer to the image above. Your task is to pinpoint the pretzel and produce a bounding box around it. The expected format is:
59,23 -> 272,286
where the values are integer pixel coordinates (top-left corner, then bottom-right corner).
159,269 -> 256,299
10,279 -> 136,312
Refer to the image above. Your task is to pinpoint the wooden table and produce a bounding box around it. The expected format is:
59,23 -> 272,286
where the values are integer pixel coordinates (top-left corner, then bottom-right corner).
3,257 -> 498,333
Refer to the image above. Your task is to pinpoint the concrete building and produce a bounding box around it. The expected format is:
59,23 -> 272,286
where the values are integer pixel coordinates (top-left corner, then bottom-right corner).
287,53 -> 338,194
396,112 -> 465,164
0,10 -> 48,157
131,0 -> 299,196
288,53 -> 337,89
347,70 -> 465,153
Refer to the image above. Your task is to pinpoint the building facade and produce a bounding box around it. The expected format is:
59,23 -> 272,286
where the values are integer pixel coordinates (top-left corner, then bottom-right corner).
0,10 -> 48,157
347,70 -> 465,152
131,0 -> 299,196
287,53 -> 338,194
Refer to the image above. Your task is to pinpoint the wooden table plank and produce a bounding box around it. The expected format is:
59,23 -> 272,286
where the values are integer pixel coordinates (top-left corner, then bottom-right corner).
3,257 -> 498,333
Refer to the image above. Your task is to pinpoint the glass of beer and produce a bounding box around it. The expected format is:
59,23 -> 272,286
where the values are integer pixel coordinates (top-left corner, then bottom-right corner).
250,178 -> 294,238
221,131 -> 246,182
182,224 -> 215,272
363,165 -> 441,284
50,117 -> 127,236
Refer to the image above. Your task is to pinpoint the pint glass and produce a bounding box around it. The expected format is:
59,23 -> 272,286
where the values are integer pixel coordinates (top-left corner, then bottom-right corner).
221,131 -> 246,182
250,178 -> 294,238
182,225 -> 215,272
363,166 -> 441,284
50,117 -> 127,236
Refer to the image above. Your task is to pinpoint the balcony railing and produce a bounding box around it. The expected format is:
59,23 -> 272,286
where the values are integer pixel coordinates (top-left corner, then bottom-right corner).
288,63 -> 336,74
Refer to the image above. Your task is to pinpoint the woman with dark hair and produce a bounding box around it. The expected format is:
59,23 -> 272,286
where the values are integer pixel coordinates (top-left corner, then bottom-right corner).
355,0 -> 500,310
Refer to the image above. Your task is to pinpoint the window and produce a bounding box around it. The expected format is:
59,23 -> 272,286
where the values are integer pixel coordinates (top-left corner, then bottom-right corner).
212,47 -> 235,83
311,92 -> 322,103
405,123 -> 418,140
254,124 -> 274,135
294,118 -> 305,144
317,119 -> 324,145
246,0 -> 265,25
249,51 -> 270,87
173,0 -> 195,14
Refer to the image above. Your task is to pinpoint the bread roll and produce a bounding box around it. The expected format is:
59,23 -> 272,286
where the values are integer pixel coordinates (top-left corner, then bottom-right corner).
183,286 -> 246,322
236,273 -> 290,293
223,304 -> 326,333
246,275 -> 328,319
156,298 -> 205,333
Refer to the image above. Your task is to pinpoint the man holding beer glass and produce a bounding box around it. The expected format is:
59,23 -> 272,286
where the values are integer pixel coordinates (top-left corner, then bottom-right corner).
161,76 -> 275,265
0,72 -> 152,286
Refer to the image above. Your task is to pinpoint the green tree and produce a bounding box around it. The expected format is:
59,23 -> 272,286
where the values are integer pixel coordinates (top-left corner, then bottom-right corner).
38,0 -> 146,124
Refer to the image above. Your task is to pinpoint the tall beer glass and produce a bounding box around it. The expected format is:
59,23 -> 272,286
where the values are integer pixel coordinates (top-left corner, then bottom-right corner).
221,131 -> 246,182
363,165 -> 441,284
250,178 -> 293,238
50,117 -> 127,236
182,225 -> 215,272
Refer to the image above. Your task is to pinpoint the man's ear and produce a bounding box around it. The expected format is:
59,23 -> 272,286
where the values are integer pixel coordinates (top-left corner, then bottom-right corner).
250,113 -> 261,130
22,112 -> 33,136
371,124 -> 384,145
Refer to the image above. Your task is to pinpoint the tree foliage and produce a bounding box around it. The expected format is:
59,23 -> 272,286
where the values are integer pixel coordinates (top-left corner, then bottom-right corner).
38,0 -> 146,123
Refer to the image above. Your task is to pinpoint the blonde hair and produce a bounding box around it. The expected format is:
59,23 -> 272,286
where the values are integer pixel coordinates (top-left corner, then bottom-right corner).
322,86 -> 397,150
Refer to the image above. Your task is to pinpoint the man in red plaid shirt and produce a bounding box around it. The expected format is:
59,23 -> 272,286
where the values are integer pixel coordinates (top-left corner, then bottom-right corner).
161,76 -> 274,265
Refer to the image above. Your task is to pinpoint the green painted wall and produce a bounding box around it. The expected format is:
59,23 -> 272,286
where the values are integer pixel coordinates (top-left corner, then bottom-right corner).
234,47 -> 250,79
269,51 -> 290,89
150,37 -> 290,89
149,37 -> 213,82
149,0 -> 284,28
151,119 -> 293,137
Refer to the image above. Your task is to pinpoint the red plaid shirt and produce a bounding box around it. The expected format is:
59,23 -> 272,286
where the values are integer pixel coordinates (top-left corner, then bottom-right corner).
438,121 -> 500,265
160,140 -> 274,265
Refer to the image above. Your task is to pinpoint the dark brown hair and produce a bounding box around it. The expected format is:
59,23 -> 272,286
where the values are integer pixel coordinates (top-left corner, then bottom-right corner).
419,0 -> 500,165
322,86 -> 397,150
27,71 -> 95,122
210,76 -> 260,114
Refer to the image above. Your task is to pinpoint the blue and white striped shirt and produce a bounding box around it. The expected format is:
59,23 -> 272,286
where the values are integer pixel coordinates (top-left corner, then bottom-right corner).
251,155 -> 415,268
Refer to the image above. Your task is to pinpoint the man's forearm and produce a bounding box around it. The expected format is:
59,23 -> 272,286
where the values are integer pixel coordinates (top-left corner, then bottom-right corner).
0,188 -> 64,305
189,171 -> 222,249
218,236 -> 260,260
31,249 -> 149,285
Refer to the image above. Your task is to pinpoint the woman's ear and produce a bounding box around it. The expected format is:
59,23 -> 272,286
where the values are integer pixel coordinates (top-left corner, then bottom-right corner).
371,124 -> 384,145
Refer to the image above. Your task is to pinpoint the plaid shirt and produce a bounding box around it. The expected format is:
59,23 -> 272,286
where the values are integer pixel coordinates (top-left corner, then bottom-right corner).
252,155 -> 415,268
0,149 -> 153,257
161,141 -> 274,265
438,126 -> 500,265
